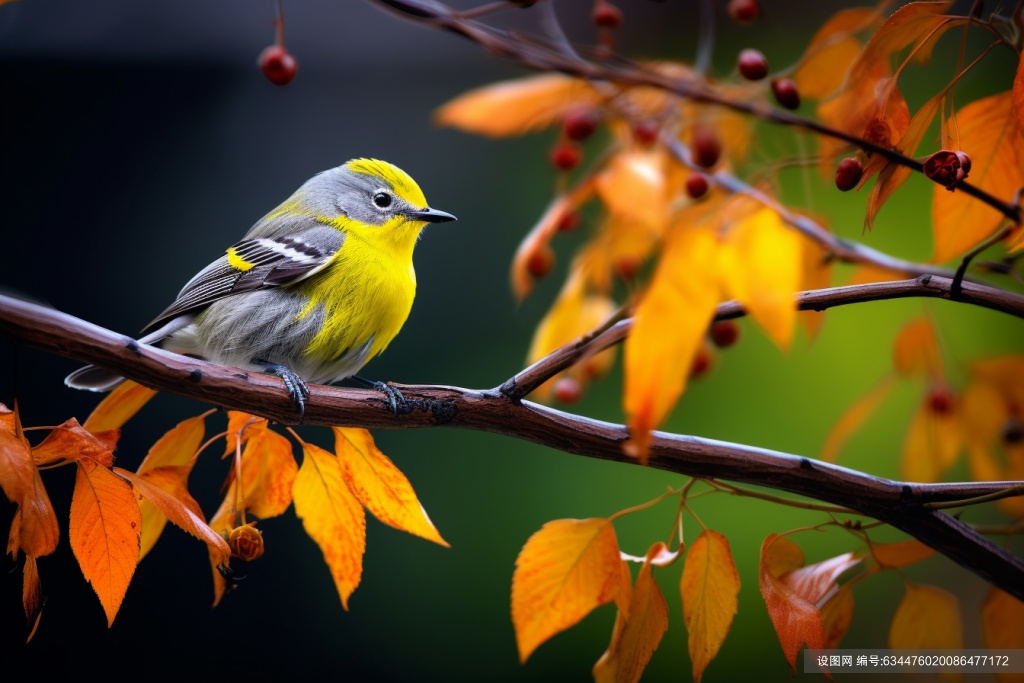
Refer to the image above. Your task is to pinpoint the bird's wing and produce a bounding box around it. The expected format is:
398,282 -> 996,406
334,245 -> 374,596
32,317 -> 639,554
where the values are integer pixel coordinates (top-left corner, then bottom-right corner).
142,226 -> 344,334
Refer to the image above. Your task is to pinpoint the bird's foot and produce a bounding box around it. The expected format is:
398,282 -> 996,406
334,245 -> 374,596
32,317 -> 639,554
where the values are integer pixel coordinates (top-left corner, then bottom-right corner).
373,381 -> 407,417
262,362 -> 309,420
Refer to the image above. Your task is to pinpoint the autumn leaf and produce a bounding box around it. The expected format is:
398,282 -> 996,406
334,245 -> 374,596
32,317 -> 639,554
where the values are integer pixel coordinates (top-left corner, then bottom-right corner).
794,7 -> 880,100
82,380 -> 157,433
435,73 -> 600,138
889,582 -> 963,682
820,584 -> 854,649
223,410 -> 268,458
822,376 -> 894,463
680,530 -> 740,683
32,418 -> 116,468
758,534 -> 823,673
620,543 -> 679,567
333,427 -> 448,547
23,555 -> 43,642
231,428 -> 298,519
933,91 -> 1024,263
593,542 -> 669,683
624,225 -> 721,462
871,539 -> 935,568
981,587 -> 1024,683
892,318 -> 943,379
900,395 -> 963,483
0,428 -> 59,559
512,518 -> 622,662
114,467 -> 230,565
972,355 -> 1024,413
798,232 -> 834,341
719,207 -> 801,351
70,458 -> 141,626
846,264 -> 907,286
293,442 -> 366,610
596,151 -> 668,232
781,552 -> 861,606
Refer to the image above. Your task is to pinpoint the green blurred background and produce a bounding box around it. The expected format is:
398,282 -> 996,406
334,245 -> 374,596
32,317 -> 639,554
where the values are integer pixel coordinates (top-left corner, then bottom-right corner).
1,0 -> 1021,680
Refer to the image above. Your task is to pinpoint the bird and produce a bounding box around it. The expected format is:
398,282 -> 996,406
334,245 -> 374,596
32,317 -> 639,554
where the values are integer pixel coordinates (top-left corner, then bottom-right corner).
66,158 -> 456,418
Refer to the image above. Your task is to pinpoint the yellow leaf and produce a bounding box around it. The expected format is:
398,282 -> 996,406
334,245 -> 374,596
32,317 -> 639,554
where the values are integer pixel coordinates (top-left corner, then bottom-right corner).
593,542 -> 669,683
206,500 -> 236,608
794,7 -> 882,99
820,584 -> 854,649
232,429 -> 299,519
333,427 -> 448,547
435,73 -> 600,138
223,411 -> 268,458
596,151 -> 668,232
872,539 -> 936,568
624,225 -> 721,462
512,518 -> 623,663
82,380 -> 157,433
892,318 -> 943,379
69,458 -> 141,626
981,587 -> 1024,683
680,530 -> 740,683
972,356 -> 1024,415
720,208 -> 801,350
799,233 -> 834,341
900,396 -> 963,483
889,582 -> 963,682
822,376 -> 894,463
293,442 -> 365,610
933,92 -> 1024,263
136,466 -> 205,561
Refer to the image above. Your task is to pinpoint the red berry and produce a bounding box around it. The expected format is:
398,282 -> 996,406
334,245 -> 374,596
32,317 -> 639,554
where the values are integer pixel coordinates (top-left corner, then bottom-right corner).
728,0 -> 759,23
563,107 -> 600,141
550,143 -> 582,171
835,158 -> 863,192
771,78 -> 800,110
690,349 -> 712,378
528,245 -> 555,279
593,1 -> 623,28
615,257 -> 641,281
259,45 -> 298,86
632,121 -> 660,146
737,49 -> 769,81
685,173 -> 709,199
927,387 -> 955,416
691,126 -> 722,169
553,377 -> 583,404
710,320 -> 740,348
557,210 -> 580,232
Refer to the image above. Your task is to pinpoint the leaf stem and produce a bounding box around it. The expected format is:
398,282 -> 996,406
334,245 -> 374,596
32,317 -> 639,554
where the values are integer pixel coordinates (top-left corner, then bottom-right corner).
608,485 -> 681,522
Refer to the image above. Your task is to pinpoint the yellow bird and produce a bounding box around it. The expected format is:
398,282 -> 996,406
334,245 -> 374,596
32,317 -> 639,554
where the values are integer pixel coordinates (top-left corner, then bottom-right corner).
66,158 -> 456,415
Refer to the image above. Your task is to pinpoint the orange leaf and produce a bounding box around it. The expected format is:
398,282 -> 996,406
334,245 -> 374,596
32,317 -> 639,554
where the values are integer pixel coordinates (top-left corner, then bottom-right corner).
820,584 -> 854,649
972,356 -> 1024,415
871,539 -> 935,568
0,402 -> 14,435
781,552 -> 861,606
115,467 -> 229,565
234,429 -> 298,519
592,542 -> 669,683
32,418 -> 115,468
69,458 -> 141,626
822,376 -> 894,463
680,530 -> 740,683
0,428 -> 34,505
333,427 -> 448,547
1014,50 -> 1024,133
435,73 -> 600,138
512,518 -> 622,662
0,430 -> 59,559
933,91 -> 1024,263
758,534 -> 823,673
846,264 -> 907,285
892,318 -> 943,379
223,411 -> 268,458
719,207 -> 801,350
624,225 -> 721,462
794,7 -> 884,99
293,442 -> 365,610
139,414 -> 206,474
900,396 -> 963,483
981,587 -> 1024,683
82,380 -> 157,433
596,151 -> 668,231
889,582 -> 963,682
23,555 -> 43,642
206,500 -> 236,608
620,543 -> 679,567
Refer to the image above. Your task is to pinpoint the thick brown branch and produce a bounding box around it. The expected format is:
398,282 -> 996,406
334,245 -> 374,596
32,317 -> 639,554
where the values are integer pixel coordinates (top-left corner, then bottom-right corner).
1,293 -> 1023,599
368,0 -> 1021,224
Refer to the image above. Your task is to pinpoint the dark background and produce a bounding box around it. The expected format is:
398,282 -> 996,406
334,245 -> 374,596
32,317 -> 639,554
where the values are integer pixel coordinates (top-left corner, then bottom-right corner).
1,1 -> 1021,681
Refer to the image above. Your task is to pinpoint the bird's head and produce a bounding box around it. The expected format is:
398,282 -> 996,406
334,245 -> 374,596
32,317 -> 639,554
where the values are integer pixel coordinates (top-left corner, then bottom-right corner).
295,158 -> 455,256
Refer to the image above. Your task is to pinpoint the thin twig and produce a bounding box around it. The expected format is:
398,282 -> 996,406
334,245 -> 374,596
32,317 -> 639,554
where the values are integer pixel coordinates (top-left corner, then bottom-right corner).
923,484 -> 1024,510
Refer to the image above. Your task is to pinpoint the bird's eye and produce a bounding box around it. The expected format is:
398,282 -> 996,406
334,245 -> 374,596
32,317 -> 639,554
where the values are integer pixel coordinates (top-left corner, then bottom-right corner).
373,192 -> 392,209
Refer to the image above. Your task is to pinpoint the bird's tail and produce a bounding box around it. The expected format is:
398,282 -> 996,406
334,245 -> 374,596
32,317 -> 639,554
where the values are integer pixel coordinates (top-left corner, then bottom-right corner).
64,365 -> 125,392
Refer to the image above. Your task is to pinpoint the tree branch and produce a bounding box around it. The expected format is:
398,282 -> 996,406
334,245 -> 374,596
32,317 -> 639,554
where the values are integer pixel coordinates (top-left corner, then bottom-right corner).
368,0 -> 1022,224
1,292 -> 1023,599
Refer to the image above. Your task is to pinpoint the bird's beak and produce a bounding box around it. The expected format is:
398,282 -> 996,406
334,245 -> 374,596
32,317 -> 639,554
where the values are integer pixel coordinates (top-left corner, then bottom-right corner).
407,207 -> 457,224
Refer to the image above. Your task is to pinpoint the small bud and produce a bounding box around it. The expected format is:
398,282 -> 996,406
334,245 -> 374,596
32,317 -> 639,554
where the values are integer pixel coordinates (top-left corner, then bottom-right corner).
528,244 -> 555,278
727,0 -> 759,23
553,377 -> 583,404
771,78 -> 800,110
550,142 -> 582,171
229,523 -> 264,561
927,387 -> 955,416
557,210 -> 580,232
691,125 -> 722,169
615,256 -> 641,281
632,120 -> 660,146
1001,416 -> 1023,445
259,45 -> 298,86
923,150 -> 968,191
563,107 -> 600,141
685,173 -> 709,199
709,320 -> 740,348
593,1 -> 623,28
738,49 -> 769,81
835,157 -> 863,192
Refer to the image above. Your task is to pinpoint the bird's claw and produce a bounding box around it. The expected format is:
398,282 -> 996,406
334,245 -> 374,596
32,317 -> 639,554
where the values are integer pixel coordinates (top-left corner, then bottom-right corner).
373,381 -> 407,416
264,363 -> 309,421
